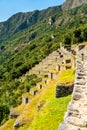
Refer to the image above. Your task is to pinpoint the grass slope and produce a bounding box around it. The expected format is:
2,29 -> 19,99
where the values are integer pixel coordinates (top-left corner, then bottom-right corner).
0,119 -> 16,130
0,69 -> 75,130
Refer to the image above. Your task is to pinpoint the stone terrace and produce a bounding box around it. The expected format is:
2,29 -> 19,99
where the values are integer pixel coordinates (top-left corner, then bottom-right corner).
28,48 -> 74,78
59,45 -> 87,130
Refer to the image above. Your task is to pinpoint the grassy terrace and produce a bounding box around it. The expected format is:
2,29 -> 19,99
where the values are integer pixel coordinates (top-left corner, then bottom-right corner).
57,69 -> 75,85
0,69 -> 75,130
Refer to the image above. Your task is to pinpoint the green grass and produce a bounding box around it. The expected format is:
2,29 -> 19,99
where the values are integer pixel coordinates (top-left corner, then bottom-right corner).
57,69 -> 76,85
18,77 -> 72,130
0,119 -> 16,130
0,69 -> 74,130
28,95 -> 71,130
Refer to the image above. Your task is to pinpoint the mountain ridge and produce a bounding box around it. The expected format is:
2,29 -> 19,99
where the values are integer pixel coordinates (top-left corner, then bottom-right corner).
0,6 -> 62,42
0,0 -> 87,43
62,0 -> 87,10
0,0 -> 87,129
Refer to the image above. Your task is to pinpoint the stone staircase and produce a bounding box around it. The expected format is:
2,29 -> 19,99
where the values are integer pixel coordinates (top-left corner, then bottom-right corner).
59,45 -> 87,130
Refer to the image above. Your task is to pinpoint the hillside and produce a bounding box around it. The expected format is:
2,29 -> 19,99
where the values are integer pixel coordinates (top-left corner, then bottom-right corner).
0,1 -> 87,129
0,67 -> 75,130
0,6 -> 62,43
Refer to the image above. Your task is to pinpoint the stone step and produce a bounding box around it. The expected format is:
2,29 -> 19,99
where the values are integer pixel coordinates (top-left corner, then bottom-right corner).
66,116 -> 87,127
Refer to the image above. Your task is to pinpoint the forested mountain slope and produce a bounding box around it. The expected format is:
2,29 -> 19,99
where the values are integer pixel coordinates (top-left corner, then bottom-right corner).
0,0 -> 87,127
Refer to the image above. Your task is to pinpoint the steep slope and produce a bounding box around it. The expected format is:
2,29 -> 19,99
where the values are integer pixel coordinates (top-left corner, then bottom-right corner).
0,2 -> 87,127
0,0 -> 87,43
1,3 -> 87,65
0,6 -> 62,42
62,0 -> 87,10
0,3 -> 87,108
0,67 -> 75,130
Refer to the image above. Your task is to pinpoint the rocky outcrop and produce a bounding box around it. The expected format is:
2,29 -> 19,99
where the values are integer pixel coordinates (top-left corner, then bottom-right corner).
62,0 -> 87,10
58,51 -> 87,130
10,110 -> 20,119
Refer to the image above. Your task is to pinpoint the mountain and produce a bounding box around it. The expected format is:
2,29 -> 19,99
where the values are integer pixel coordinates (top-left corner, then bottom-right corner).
0,6 -> 62,42
62,0 -> 87,10
0,1 -> 87,128
0,0 -> 87,43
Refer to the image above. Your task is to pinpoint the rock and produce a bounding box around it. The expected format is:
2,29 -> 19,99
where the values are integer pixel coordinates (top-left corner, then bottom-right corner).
13,121 -> 24,130
58,50 -> 87,130
58,122 -> 78,130
66,117 -> 87,127
10,110 -> 19,119
72,92 -> 82,100
14,122 -> 19,130
74,81 -> 86,85
14,122 -> 19,127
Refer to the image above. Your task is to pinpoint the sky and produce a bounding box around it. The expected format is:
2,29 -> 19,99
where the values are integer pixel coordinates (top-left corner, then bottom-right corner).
0,0 -> 66,22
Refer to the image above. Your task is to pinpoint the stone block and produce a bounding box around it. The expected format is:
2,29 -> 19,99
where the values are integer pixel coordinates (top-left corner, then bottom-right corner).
14,122 -> 19,130
78,45 -> 85,51
22,97 -> 30,104
37,83 -> 43,89
58,122 -> 78,130
10,110 -> 19,119
56,65 -> 60,72
66,117 -> 87,127
30,89 -> 38,95
72,92 -> 82,100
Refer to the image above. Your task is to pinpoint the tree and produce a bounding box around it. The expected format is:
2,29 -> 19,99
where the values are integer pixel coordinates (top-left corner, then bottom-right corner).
83,28 -> 87,41
73,29 -> 83,43
0,105 -> 10,125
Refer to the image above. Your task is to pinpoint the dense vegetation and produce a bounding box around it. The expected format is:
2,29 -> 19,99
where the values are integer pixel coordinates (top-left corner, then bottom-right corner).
0,3 -> 87,125
0,105 -> 9,125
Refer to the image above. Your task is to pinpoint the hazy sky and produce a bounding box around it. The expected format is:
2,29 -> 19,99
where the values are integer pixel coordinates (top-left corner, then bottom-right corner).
0,0 -> 66,22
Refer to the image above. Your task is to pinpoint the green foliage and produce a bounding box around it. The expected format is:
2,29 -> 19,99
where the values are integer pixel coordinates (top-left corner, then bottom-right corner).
83,28 -> 87,41
24,74 -> 42,92
0,3 -> 87,125
64,35 -> 71,45
0,105 -> 10,125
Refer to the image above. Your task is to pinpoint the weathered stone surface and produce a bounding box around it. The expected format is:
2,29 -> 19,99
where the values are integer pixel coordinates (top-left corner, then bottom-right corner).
74,81 -> 86,85
10,113 -> 19,119
76,76 -> 85,79
37,83 -> 43,89
14,121 -> 24,130
67,109 -> 79,117
14,122 -> 19,127
72,93 -> 82,100
66,117 -> 87,127
73,87 -> 84,93
59,122 -> 79,130
10,110 -> 20,119
58,49 -> 87,130
77,73 -> 86,76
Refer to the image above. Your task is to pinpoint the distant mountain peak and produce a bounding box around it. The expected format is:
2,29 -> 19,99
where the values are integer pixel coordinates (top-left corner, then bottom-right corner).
62,0 -> 87,10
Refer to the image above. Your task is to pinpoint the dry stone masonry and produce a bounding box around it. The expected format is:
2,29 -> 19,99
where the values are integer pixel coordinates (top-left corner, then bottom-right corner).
28,48 -> 75,79
12,44 -> 76,130
59,45 -> 87,130
56,83 -> 74,98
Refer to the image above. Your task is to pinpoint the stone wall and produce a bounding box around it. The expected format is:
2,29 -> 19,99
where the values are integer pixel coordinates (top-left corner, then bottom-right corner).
58,53 -> 87,130
56,83 -> 74,98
